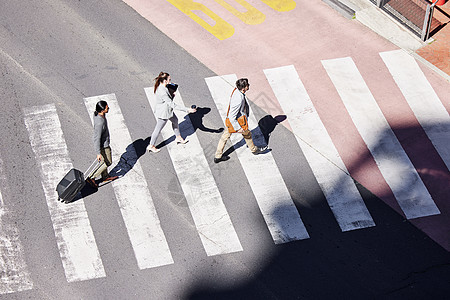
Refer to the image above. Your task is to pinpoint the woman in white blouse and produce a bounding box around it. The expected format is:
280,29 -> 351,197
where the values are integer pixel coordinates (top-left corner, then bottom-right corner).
147,72 -> 196,153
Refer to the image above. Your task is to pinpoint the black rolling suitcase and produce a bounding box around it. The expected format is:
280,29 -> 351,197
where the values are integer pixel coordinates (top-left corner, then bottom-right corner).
56,160 -> 101,203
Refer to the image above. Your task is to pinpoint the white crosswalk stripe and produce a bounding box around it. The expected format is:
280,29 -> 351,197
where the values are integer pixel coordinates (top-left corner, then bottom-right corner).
0,155 -> 33,294
84,94 -> 174,269
380,50 -> 450,171
205,74 -> 310,243
264,65 -> 375,231
23,104 -> 106,282
322,56 -> 440,219
145,88 -> 243,255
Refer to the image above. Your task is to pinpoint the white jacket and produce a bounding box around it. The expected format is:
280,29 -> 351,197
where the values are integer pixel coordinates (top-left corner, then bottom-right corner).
153,85 -> 188,119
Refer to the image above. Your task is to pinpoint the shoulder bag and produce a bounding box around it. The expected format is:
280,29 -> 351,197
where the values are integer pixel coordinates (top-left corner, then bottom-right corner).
225,88 -> 249,133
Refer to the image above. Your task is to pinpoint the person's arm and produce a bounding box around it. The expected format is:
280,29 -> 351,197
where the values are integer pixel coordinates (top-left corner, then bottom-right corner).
162,88 -> 195,113
93,117 -> 103,161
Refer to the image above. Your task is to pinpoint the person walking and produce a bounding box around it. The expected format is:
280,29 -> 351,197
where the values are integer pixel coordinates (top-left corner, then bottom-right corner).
214,78 -> 267,163
147,72 -> 196,153
85,100 -> 118,188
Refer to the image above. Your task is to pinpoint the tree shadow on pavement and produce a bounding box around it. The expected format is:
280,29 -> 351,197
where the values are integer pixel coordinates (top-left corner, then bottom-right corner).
185,121 -> 450,299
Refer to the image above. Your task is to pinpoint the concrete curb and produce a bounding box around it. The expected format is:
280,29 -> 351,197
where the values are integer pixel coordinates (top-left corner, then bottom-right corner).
322,0 -> 355,19
339,0 -> 449,82
356,6 -> 426,51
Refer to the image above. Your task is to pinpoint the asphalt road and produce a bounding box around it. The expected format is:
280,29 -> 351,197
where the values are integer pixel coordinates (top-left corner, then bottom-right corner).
0,0 -> 449,299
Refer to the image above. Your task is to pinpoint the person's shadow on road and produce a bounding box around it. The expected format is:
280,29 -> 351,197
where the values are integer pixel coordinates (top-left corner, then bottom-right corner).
70,137 -> 151,203
258,115 -> 287,144
222,114 -> 286,157
68,114 -> 286,203
189,107 -> 224,134
156,107 -> 224,149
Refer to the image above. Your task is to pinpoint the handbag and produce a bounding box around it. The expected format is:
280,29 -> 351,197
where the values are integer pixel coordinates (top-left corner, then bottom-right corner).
225,88 -> 249,133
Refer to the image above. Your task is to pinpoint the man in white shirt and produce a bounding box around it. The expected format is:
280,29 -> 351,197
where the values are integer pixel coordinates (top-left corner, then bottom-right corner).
214,78 -> 268,163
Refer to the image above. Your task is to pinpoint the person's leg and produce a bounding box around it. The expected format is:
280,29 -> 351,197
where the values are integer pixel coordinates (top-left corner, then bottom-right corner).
169,114 -> 187,144
101,147 -> 118,182
90,151 -> 107,180
169,114 -> 180,137
103,147 -> 112,166
101,147 -> 112,179
87,148 -> 107,188
242,130 -> 258,152
149,119 -> 168,152
215,130 -> 231,158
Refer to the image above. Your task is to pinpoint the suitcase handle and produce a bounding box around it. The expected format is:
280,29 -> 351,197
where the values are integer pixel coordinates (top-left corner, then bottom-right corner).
84,159 -> 102,179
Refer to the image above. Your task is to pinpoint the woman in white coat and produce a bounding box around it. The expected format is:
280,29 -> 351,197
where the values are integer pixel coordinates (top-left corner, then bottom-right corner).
147,72 -> 196,153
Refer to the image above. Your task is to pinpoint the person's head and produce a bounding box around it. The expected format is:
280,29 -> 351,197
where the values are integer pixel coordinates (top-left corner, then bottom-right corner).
236,78 -> 249,93
94,100 -> 108,116
154,72 -> 171,93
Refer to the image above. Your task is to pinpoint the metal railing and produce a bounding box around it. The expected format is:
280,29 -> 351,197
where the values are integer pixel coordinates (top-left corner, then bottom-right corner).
369,0 -> 441,41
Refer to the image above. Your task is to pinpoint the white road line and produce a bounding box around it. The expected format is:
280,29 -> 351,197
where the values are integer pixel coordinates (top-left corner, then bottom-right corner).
0,155 -> 33,294
322,57 -> 440,219
380,49 -> 450,171
205,75 -> 310,243
84,94 -> 174,269
264,65 -> 375,231
23,104 -> 105,282
145,87 -> 243,255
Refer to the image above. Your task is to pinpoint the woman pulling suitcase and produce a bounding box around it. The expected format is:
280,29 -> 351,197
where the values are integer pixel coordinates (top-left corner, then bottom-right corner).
85,100 -> 118,188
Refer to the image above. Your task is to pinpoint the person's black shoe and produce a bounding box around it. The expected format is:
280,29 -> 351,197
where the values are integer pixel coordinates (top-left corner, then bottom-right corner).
214,156 -> 230,163
252,146 -> 269,155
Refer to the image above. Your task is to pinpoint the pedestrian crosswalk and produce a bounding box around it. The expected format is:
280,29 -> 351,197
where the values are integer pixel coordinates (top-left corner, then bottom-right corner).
1,50 -> 448,293
264,65 -> 375,232
84,94 -> 174,269
380,50 -> 450,171
145,87 -> 243,256
322,56 -> 440,219
205,74 -> 310,243
23,104 -> 106,282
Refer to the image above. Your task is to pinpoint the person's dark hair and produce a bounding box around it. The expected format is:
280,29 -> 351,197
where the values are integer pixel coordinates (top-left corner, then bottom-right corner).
236,78 -> 249,91
154,72 -> 170,93
94,100 -> 108,116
